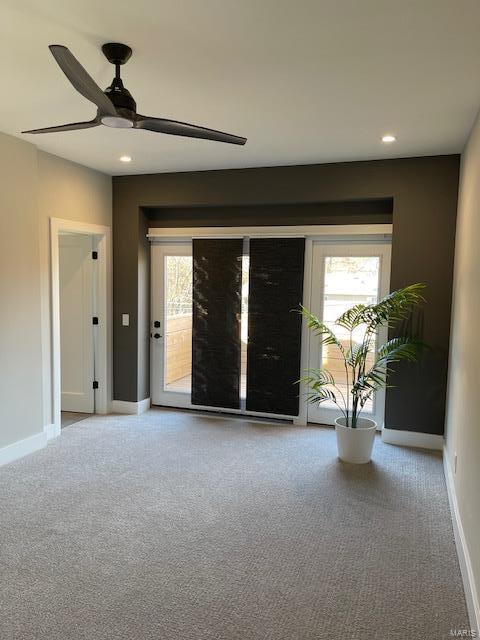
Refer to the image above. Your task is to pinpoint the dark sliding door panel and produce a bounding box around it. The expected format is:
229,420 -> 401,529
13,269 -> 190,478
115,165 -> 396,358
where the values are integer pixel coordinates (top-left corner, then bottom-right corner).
246,238 -> 305,416
192,239 -> 243,409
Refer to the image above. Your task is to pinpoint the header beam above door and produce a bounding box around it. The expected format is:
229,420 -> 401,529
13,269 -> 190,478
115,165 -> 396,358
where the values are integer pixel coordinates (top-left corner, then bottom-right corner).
147,224 -> 393,242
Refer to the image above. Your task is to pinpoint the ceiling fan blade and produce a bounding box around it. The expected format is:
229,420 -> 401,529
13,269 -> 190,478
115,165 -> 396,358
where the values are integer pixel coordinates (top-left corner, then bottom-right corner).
135,115 -> 246,145
22,119 -> 100,134
49,45 -> 117,117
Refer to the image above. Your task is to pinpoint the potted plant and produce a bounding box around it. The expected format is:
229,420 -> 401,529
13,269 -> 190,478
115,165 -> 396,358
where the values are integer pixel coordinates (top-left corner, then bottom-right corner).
299,283 -> 425,463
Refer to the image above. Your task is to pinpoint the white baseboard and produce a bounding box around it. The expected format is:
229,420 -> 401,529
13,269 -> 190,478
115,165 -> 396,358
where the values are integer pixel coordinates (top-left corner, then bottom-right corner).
381,427 -> 443,450
111,397 -> 151,415
0,431 -> 47,467
44,423 -> 61,440
444,448 -> 480,634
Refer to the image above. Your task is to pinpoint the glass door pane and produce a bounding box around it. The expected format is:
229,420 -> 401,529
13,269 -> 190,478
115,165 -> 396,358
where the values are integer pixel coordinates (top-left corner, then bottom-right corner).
322,256 -> 380,413
164,255 -> 193,393
240,253 -> 249,401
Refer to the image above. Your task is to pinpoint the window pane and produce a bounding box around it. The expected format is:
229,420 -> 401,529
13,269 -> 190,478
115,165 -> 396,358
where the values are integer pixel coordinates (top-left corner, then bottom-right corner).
322,256 -> 380,413
164,256 -> 192,393
240,254 -> 249,400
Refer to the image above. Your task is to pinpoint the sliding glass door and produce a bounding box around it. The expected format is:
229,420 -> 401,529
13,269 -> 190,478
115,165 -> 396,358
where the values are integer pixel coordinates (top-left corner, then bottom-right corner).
306,242 -> 391,427
150,238 -> 305,417
151,237 -> 391,424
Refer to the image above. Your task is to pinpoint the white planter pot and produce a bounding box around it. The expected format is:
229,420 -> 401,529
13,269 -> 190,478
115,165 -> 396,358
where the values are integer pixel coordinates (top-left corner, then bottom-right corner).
334,417 -> 377,464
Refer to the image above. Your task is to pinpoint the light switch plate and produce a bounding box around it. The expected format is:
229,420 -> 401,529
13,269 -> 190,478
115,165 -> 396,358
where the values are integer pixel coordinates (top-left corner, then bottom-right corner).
122,313 -> 129,326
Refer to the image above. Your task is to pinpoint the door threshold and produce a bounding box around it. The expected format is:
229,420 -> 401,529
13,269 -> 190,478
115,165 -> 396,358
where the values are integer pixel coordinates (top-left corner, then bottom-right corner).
151,405 -> 326,429
151,405 -> 296,427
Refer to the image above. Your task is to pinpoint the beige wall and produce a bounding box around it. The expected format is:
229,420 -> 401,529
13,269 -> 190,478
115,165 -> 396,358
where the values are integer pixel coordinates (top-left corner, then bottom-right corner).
445,110 -> 480,623
37,151 -> 112,426
0,135 -> 111,453
0,132 -> 43,449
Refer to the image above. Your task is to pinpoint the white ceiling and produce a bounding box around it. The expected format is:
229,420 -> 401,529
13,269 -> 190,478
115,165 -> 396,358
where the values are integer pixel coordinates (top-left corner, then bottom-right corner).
1,0 -> 480,176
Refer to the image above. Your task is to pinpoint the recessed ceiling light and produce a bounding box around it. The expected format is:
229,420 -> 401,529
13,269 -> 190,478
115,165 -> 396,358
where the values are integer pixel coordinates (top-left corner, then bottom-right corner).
382,134 -> 396,143
119,155 -> 132,162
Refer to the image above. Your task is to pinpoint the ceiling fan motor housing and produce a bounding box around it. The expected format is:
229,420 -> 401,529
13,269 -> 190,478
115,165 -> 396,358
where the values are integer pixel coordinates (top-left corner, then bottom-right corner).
104,77 -> 136,114
101,43 -> 136,118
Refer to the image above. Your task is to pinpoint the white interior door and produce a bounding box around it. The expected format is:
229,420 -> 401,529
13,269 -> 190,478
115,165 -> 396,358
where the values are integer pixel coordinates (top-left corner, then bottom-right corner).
59,233 -> 95,413
151,242 -> 193,408
307,242 -> 391,427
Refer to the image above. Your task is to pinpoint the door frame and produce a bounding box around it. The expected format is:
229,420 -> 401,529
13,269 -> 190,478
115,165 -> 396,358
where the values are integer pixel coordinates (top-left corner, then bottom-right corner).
150,242 -> 193,409
50,218 -> 112,438
306,241 -> 392,428
149,224 -> 392,424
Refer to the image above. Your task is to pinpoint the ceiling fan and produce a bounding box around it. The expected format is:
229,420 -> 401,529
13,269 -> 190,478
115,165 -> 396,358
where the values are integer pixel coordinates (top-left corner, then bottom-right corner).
22,43 -> 247,145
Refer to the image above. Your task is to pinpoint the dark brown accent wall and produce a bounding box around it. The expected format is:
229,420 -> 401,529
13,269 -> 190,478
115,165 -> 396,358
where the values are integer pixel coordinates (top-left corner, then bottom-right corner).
146,198 -> 393,228
113,155 -> 460,434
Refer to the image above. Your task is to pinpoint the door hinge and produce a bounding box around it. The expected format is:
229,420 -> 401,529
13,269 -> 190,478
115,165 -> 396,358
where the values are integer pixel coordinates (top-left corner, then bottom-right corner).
92,316 -> 99,325
93,381 -> 99,389
92,251 -> 98,260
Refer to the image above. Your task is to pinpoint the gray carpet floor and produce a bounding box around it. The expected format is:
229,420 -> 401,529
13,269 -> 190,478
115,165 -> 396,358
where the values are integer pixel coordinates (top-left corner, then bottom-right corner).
0,409 -> 468,640
61,411 -> 93,429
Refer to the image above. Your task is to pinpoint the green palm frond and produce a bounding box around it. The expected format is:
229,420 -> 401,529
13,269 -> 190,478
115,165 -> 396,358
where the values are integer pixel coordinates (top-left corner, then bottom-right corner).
352,364 -> 388,396
337,283 -> 425,332
306,387 -> 338,405
346,341 -> 371,368
376,336 -> 423,366
362,283 -> 426,330
336,304 -> 368,331
298,305 -> 344,353
352,336 -> 422,397
299,368 -> 347,417
298,368 -> 335,387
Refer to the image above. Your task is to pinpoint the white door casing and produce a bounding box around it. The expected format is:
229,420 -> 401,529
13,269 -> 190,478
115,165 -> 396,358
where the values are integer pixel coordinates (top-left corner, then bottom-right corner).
50,218 -> 111,437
